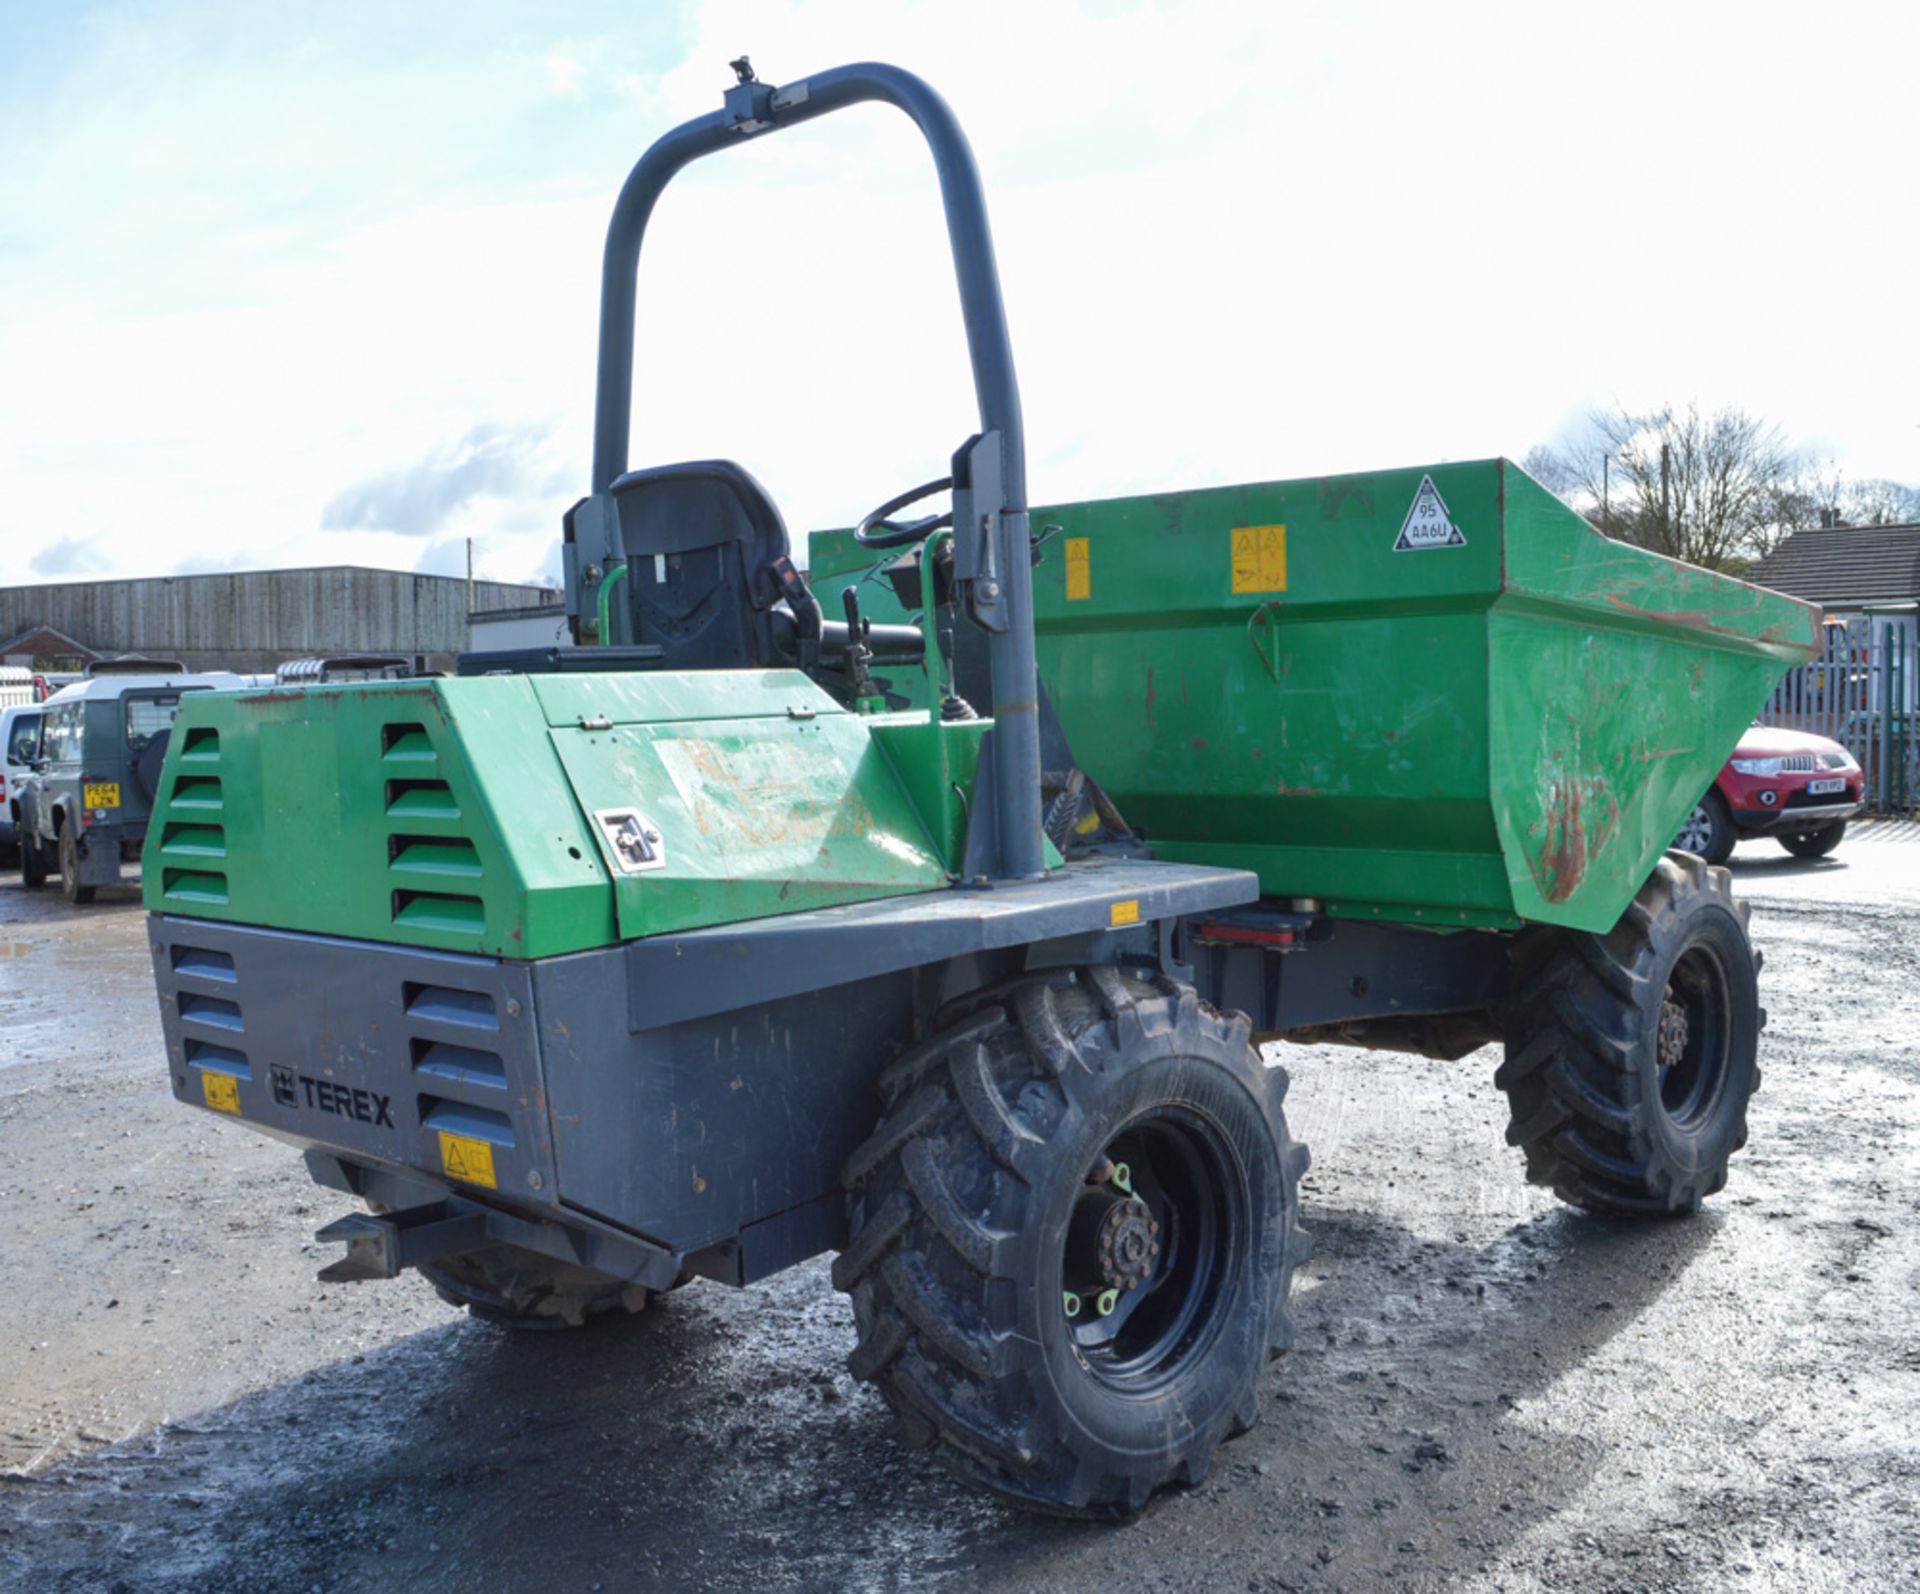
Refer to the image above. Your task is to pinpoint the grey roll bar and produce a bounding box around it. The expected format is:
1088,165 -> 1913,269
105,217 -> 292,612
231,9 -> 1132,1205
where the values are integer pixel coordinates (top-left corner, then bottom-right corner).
588,60 -> 1045,883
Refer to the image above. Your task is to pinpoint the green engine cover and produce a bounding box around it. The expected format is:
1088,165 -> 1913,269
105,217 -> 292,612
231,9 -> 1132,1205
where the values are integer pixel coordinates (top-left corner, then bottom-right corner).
141,670 -> 953,957
811,458 -> 1820,935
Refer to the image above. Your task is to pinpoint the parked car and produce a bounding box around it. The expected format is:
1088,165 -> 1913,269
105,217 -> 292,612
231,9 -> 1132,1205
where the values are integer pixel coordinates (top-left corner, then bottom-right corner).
1,702 -> 47,860
15,664 -> 244,903
1674,725 -> 1864,864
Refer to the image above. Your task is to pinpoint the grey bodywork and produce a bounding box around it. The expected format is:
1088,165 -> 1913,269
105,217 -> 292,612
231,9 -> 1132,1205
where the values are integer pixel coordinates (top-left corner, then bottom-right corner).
149,858 -> 1257,1287
17,672 -> 244,889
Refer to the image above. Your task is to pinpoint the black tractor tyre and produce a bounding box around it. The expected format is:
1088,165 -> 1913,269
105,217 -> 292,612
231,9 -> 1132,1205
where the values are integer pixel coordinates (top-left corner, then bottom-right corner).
21,833 -> 48,889
58,826 -> 96,905
1778,819 -> 1846,859
1673,788 -> 1735,866
834,967 -> 1310,1518
1496,851 -> 1761,1217
418,1248 -> 653,1330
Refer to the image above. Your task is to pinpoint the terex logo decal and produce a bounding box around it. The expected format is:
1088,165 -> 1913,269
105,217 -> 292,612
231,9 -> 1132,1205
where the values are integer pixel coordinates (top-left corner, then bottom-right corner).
267,1064 -> 395,1129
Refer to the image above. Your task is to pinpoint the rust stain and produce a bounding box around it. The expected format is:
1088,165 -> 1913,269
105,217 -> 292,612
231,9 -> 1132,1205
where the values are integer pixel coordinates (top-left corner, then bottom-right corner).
1530,770 -> 1621,905
1189,737 -> 1209,752
1534,775 -> 1588,904
1144,667 -> 1157,732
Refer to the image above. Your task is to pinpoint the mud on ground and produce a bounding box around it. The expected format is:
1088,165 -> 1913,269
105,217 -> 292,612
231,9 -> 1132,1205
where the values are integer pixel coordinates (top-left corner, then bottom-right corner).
2,838 -> 1918,1592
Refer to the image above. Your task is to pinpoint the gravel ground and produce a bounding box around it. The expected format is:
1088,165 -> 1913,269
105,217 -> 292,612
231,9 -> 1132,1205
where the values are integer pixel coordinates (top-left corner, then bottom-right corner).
2,832 -> 1917,1592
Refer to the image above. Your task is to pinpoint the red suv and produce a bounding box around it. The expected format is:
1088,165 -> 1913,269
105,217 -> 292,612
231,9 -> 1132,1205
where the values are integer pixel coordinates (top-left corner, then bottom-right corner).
1674,725 -> 1864,864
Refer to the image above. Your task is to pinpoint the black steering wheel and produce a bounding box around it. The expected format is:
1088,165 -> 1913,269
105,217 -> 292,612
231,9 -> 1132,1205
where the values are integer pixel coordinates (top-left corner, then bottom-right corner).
854,476 -> 954,548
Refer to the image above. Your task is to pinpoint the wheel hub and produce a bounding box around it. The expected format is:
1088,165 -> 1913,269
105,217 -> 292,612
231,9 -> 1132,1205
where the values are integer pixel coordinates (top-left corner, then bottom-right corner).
1092,1195 -> 1160,1291
1065,1184 -> 1161,1296
1657,991 -> 1689,1070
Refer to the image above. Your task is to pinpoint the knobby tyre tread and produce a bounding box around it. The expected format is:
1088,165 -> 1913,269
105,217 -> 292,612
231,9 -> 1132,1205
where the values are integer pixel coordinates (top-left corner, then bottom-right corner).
836,968 -> 1309,1517
1496,851 -> 1761,1217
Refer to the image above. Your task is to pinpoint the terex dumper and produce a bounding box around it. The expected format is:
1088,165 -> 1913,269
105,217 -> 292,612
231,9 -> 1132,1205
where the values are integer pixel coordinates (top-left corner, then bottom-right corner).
143,61 -> 1818,1516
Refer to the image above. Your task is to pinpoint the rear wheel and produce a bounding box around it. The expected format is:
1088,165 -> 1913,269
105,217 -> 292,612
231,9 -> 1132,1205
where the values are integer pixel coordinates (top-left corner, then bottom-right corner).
835,968 -> 1309,1517
58,827 -> 96,905
1673,788 -> 1734,866
21,833 -> 48,888
1497,852 -> 1760,1216
1778,819 -> 1845,859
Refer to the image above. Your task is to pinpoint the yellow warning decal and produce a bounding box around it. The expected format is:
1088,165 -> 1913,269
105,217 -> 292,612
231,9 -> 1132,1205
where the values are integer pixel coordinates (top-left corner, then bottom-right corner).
1065,537 -> 1091,601
1109,898 -> 1141,927
1229,523 -> 1287,594
200,1071 -> 242,1115
439,1130 -> 498,1189
84,782 -> 121,809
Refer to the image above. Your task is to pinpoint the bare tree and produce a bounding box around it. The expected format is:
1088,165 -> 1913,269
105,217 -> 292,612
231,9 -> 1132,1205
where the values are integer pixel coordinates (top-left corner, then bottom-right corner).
1526,403 -> 1804,572
1775,466 -> 1920,529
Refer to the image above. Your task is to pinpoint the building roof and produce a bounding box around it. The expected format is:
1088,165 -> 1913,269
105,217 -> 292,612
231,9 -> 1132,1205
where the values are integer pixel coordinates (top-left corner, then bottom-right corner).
0,625 -> 100,662
1748,523 -> 1920,606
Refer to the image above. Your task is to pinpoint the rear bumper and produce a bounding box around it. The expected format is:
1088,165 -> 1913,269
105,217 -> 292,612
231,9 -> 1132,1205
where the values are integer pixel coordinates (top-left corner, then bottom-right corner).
150,914 -> 560,1207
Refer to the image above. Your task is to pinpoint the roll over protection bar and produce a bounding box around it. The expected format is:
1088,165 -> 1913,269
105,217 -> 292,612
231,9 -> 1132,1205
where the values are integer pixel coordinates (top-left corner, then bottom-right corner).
587,60 -> 1045,882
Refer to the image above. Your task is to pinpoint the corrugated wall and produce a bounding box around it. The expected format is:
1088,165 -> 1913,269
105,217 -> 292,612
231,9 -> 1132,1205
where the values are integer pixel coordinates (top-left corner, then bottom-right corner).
0,567 -> 557,672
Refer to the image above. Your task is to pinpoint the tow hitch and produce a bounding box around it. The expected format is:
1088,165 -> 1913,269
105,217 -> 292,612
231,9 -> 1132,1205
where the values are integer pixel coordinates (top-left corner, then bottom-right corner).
315,1201 -> 490,1283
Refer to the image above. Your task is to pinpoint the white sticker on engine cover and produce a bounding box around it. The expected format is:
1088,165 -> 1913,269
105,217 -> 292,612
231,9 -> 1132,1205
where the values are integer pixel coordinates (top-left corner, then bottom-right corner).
1393,474 -> 1466,550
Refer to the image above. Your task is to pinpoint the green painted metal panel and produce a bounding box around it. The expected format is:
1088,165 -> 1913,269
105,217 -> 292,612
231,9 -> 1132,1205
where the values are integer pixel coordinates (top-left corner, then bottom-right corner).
142,669 -> 950,956
810,458 -> 1820,934
550,711 -> 948,939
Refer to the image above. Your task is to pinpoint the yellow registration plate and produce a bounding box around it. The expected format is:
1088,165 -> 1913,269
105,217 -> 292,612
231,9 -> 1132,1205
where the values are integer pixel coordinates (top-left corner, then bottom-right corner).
439,1130 -> 498,1189
200,1071 -> 243,1115
84,782 -> 121,809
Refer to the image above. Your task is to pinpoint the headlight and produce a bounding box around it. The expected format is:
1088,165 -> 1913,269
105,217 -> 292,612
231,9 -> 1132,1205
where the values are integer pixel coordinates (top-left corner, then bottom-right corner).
1731,757 -> 1784,776
1833,749 -> 1859,771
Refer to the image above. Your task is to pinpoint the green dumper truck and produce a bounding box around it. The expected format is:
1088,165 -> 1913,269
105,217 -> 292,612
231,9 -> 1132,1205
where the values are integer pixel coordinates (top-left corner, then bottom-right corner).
144,61 -> 1816,1517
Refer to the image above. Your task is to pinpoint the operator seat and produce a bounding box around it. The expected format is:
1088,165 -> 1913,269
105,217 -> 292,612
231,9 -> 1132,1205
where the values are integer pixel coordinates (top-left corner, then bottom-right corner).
585,459 -> 793,667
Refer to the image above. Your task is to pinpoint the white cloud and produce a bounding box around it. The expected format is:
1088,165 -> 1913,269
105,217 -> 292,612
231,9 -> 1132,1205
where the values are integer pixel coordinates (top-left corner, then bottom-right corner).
1,0 -> 1914,593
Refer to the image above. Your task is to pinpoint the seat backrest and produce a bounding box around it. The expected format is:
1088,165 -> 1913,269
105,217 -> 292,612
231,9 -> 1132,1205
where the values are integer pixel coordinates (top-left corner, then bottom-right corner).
596,459 -> 791,668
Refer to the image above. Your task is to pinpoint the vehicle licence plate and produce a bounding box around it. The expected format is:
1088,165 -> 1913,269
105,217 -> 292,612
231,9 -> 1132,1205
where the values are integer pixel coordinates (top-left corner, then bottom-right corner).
83,781 -> 121,808
1807,777 -> 1846,795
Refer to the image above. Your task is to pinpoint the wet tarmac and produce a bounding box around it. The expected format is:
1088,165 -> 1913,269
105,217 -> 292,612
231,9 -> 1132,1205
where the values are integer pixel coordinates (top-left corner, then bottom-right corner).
2,832 -> 1918,1591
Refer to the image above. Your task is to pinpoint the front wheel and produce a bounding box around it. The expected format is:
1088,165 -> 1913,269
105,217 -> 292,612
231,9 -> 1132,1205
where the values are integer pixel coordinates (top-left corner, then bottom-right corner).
1673,788 -> 1735,866
365,1200 -> 656,1330
1778,819 -> 1846,859
21,834 -> 48,889
835,968 -> 1309,1518
1497,852 -> 1760,1216
418,1248 -> 653,1330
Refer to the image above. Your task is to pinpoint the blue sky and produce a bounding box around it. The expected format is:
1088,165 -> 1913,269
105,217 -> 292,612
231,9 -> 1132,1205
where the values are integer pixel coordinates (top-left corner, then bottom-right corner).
2,0 -> 1914,587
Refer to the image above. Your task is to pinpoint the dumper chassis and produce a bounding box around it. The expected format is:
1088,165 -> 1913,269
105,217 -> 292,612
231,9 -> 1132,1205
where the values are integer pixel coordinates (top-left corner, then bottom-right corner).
145,59 -> 1813,1516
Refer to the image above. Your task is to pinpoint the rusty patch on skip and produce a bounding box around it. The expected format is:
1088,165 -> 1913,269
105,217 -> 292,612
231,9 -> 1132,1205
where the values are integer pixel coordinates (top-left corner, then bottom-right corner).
1530,770 -> 1621,905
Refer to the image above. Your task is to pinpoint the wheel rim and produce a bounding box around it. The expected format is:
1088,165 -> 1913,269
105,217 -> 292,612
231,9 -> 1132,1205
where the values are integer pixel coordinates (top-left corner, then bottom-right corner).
1059,1108 -> 1245,1395
1674,804 -> 1713,855
1656,943 -> 1733,1127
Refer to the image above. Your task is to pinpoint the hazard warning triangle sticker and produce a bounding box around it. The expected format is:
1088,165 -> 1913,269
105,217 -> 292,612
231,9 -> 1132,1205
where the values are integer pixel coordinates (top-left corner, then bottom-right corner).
1393,474 -> 1466,550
